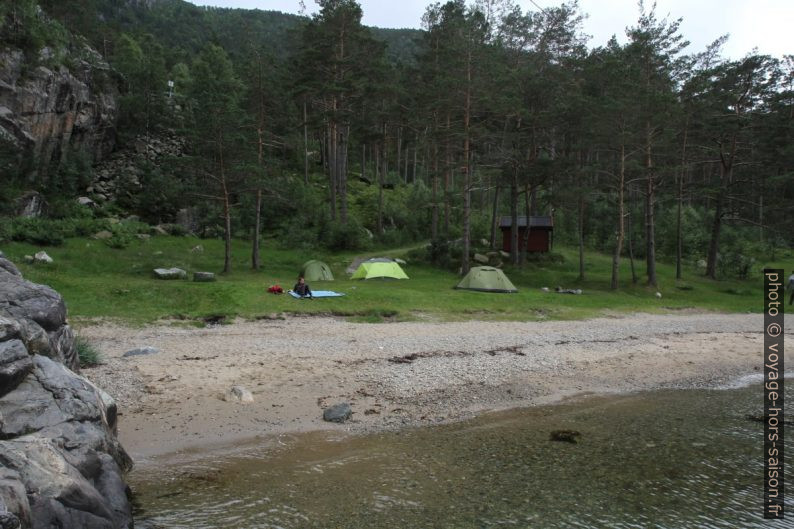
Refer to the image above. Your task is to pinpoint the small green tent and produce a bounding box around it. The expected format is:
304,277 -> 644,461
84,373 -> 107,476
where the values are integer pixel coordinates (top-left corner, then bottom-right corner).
455,266 -> 517,293
300,260 -> 334,281
350,261 -> 409,280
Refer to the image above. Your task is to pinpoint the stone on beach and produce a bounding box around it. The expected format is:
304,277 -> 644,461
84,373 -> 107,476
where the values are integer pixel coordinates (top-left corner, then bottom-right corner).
224,385 -> 254,403
323,402 -> 353,423
122,346 -> 159,358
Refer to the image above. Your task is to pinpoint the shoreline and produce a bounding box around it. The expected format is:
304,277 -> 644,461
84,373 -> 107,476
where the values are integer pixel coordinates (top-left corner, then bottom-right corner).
78,312 -> 788,466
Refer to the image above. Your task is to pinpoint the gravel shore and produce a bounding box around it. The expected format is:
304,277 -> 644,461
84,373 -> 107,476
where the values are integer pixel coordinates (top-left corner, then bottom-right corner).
78,312 -> 787,463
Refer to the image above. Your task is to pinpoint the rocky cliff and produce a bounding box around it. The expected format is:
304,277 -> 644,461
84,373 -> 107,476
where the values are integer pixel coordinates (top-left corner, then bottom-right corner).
0,44 -> 118,180
0,258 -> 132,529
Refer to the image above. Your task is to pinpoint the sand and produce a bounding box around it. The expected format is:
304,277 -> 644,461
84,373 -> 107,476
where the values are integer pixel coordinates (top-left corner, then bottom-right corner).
77,312 -> 787,464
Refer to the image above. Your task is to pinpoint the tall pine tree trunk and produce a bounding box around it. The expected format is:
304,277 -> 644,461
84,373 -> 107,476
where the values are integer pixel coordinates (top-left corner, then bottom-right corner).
627,184 -> 637,284
338,125 -> 349,224
611,144 -> 626,290
303,100 -> 309,185
252,189 -> 261,270
490,185 -> 500,250
461,56 -> 472,276
431,142 -> 439,240
645,124 -> 657,287
510,169 -> 519,265
578,193 -> 585,281
676,122 -> 688,280
327,121 -> 337,221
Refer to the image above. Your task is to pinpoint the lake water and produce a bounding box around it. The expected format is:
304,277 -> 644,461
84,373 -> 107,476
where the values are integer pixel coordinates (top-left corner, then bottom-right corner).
131,382 -> 793,528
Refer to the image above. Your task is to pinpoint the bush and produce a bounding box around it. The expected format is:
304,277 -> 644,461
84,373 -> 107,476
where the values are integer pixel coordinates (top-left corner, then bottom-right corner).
11,218 -> 65,246
75,337 -> 102,367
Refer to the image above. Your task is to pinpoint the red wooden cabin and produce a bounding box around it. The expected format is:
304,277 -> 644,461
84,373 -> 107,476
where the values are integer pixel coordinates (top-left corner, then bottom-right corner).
499,216 -> 553,253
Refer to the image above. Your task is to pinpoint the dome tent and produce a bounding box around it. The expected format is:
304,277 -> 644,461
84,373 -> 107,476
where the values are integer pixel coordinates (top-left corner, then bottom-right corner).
350,261 -> 409,280
455,266 -> 517,293
300,260 -> 334,281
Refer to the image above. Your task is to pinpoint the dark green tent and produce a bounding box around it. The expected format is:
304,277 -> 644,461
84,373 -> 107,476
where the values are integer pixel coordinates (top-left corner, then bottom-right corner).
455,266 -> 517,293
300,260 -> 334,281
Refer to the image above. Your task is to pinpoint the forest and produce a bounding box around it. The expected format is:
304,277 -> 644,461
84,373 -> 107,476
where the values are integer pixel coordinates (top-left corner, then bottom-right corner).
1,0 -> 792,286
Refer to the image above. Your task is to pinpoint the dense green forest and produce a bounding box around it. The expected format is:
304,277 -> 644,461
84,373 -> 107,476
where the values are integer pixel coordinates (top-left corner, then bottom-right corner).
1,0 -> 792,284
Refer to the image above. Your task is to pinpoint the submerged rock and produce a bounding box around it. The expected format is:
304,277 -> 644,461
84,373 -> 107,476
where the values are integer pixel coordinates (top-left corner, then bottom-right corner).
550,430 -> 581,444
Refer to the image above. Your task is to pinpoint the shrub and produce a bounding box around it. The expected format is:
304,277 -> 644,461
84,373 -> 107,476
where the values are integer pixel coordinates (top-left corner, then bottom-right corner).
75,337 -> 102,367
11,218 -> 65,246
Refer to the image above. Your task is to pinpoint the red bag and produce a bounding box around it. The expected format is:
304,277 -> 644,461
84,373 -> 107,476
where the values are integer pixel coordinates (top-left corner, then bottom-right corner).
267,284 -> 284,294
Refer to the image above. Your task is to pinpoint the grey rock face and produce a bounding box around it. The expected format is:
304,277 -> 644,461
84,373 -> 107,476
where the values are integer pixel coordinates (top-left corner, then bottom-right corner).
323,403 -> 353,423
0,45 -> 118,180
0,260 -> 132,528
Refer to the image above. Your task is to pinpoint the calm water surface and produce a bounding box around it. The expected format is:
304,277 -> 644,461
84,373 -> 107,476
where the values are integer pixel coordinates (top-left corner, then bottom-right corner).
131,383 -> 793,528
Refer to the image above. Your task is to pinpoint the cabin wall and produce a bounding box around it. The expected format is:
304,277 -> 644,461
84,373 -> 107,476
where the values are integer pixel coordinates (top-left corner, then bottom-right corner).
501,228 -> 550,253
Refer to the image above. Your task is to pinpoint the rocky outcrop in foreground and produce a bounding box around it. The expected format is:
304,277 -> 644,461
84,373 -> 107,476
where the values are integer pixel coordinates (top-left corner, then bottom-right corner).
0,258 -> 132,529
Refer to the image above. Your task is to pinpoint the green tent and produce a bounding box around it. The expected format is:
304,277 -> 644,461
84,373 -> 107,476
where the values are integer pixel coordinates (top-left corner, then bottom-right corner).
455,266 -> 517,293
300,260 -> 334,281
350,261 -> 409,280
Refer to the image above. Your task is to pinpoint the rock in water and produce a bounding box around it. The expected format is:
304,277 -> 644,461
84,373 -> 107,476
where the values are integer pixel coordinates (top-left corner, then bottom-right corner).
193,272 -> 216,282
122,346 -> 159,358
33,251 -> 52,264
224,386 -> 254,403
153,268 -> 187,280
550,430 -> 581,443
323,403 -> 353,423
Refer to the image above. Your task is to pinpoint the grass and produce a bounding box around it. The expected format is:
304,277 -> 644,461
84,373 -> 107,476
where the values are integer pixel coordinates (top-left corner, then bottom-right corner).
75,336 -> 102,367
1,235 -> 782,325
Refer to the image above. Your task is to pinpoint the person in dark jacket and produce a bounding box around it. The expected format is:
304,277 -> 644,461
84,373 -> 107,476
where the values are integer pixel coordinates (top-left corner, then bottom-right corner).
293,276 -> 313,298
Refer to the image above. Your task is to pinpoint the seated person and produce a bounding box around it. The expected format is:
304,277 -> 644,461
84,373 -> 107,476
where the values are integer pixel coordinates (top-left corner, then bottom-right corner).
293,276 -> 313,298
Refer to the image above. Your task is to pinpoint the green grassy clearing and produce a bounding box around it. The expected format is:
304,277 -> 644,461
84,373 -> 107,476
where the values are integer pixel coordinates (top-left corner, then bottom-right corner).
2,235 -> 784,325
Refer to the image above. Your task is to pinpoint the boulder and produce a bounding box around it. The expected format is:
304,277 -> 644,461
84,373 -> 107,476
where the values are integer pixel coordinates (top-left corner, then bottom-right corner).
122,346 -> 159,358
323,403 -> 353,423
193,272 -> 215,282
23,256 -> 33,264
499,250 -> 510,259
33,252 -> 52,264
77,197 -> 96,208
0,260 -> 132,528
153,268 -> 187,280
152,225 -> 168,236
92,231 -> 113,240
480,238 -> 490,247
223,386 -> 253,403
190,245 -> 204,253
473,253 -> 489,264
